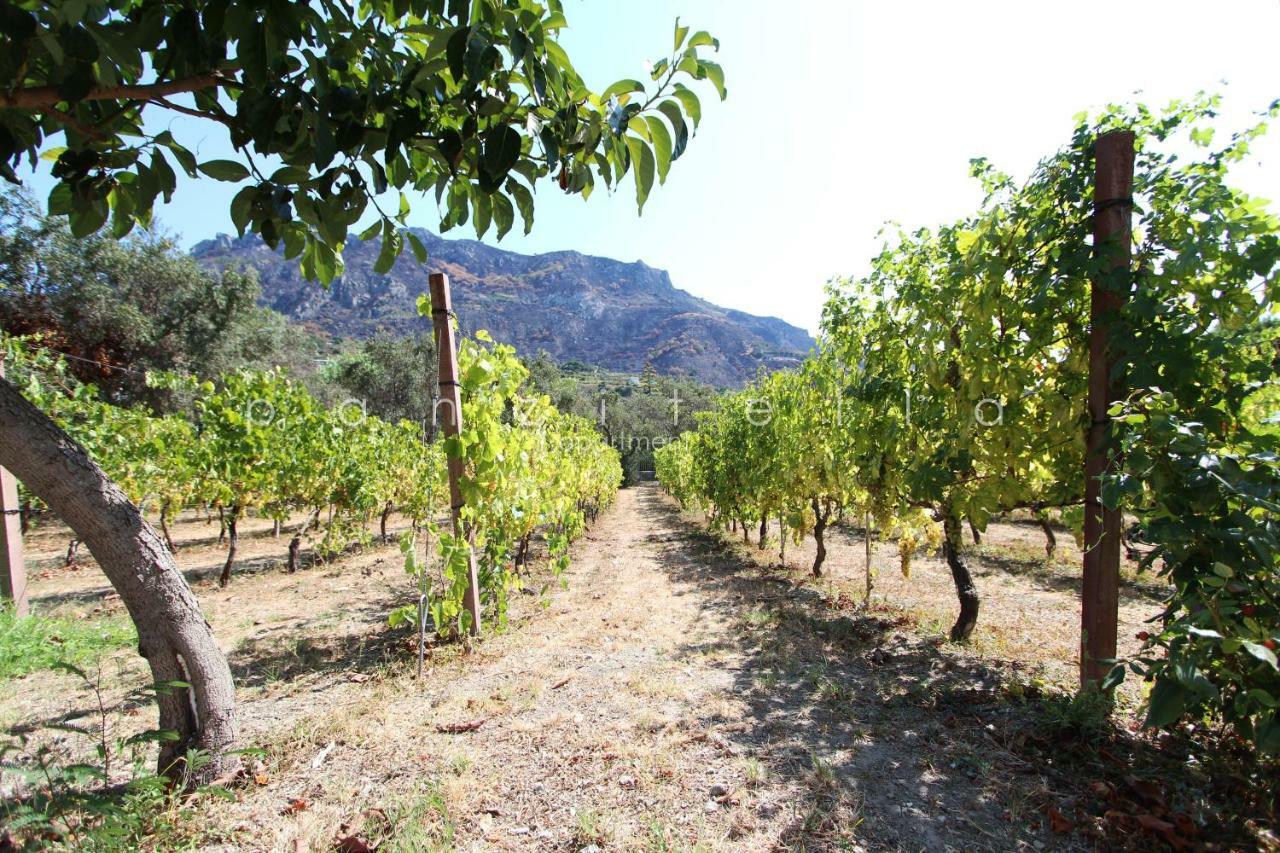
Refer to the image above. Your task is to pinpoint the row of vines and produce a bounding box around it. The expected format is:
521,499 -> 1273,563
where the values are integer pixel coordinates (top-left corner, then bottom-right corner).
5,327 -> 621,636
656,96 -> 1280,753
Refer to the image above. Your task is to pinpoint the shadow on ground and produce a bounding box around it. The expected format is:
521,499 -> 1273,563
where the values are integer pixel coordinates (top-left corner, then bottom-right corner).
626,486 -> 1240,852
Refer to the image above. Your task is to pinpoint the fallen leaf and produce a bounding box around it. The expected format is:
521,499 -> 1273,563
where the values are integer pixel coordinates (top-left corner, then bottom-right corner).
334,835 -> 371,853
282,798 -> 308,816
348,672 -> 371,683
551,676 -> 571,689
254,772 -> 270,786
435,718 -> 486,734
1044,804 -> 1074,834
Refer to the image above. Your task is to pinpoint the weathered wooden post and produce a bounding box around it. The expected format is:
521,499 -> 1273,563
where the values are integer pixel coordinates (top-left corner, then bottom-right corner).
429,272 -> 482,636
0,358 -> 29,616
1081,129 -> 1135,688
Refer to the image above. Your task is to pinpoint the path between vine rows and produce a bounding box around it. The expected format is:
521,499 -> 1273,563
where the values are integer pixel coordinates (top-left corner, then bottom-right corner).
11,484 -> 1135,850
189,483 -> 1092,852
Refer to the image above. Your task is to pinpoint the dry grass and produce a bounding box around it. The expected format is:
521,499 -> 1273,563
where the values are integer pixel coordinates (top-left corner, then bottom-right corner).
2,488 -> 1259,850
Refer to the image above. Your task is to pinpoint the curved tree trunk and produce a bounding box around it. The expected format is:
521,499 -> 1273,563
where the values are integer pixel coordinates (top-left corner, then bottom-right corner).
219,505 -> 240,587
811,497 -> 829,578
1039,516 -> 1057,561
864,510 -> 873,603
288,508 -> 320,573
159,500 -> 177,553
0,377 -> 238,784
380,501 -> 393,543
943,510 -> 980,642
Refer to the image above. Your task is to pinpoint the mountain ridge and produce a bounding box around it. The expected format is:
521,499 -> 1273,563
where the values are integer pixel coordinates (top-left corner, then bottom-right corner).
191,228 -> 813,387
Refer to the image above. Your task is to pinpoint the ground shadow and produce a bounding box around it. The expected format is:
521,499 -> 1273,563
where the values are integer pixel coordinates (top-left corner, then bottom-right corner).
628,485 -> 1243,851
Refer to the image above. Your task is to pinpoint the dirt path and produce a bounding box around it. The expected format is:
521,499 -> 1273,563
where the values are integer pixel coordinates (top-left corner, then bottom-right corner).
177,484 -> 1089,852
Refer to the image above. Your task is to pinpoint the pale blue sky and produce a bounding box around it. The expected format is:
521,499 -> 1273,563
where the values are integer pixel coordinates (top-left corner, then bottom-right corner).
18,0 -> 1280,333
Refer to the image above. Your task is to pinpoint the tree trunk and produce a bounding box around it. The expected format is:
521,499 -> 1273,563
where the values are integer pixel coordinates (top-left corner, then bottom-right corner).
273,518 -> 280,539
778,514 -> 786,565
864,510 -> 873,603
0,377 -> 238,784
380,501 -> 393,543
1039,516 -> 1057,561
288,508 -> 319,573
968,518 -> 981,546
19,499 -> 31,534
811,497 -> 828,578
741,518 -> 749,543
159,501 -> 177,553
64,537 -> 80,566
758,513 -> 768,549
943,511 -> 980,642
219,506 -> 240,587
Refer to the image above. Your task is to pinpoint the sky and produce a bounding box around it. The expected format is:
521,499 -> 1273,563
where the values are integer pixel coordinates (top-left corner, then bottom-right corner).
17,0 -> 1280,334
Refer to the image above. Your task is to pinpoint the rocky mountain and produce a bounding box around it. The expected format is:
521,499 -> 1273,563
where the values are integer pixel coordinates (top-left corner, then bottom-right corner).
191,229 -> 812,388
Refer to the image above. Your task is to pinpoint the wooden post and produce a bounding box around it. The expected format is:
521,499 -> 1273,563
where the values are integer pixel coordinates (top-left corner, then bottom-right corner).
0,358 -> 29,616
1081,130 -> 1134,688
429,273 -> 482,636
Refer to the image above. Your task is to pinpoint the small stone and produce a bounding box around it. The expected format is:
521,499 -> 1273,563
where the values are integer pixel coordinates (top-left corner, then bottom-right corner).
580,846 -> 601,853
703,800 -> 719,813
708,783 -> 731,798
619,775 -> 637,789
757,802 -> 780,818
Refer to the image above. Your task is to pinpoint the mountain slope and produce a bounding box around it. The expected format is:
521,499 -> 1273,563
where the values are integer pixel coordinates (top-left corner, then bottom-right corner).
191,229 -> 812,387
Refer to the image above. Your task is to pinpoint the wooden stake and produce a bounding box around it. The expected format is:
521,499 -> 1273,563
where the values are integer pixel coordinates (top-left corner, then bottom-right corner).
0,358 -> 29,616
1081,129 -> 1134,688
429,273 -> 482,636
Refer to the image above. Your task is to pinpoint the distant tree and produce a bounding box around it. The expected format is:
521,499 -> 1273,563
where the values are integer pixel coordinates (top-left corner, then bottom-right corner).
325,331 -> 437,425
0,188 -> 316,409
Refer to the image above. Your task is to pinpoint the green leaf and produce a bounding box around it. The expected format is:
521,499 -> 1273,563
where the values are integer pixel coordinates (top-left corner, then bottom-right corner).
698,60 -> 726,100
601,79 -> 645,102
492,192 -> 514,240
673,83 -> 702,130
407,231 -> 429,263
673,18 -> 688,50
374,222 -> 402,274
482,125 -> 522,185
625,135 -> 655,214
1243,641 -> 1279,670
68,197 -> 108,238
1144,677 -> 1188,728
686,31 -> 718,50
198,160 -> 251,182
644,116 -> 672,184
506,179 -> 534,234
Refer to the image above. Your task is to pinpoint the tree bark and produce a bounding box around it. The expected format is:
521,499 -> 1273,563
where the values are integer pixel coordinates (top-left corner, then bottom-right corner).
778,514 -> 786,565
159,501 -> 177,553
380,501 -> 393,543
288,508 -> 319,573
968,518 -> 981,546
864,510 -> 873,603
741,518 -> 749,543
219,505 -> 240,587
943,511 -> 980,642
758,513 -> 768,549
811,497 -> 829,578
1039,516 -> 1057,561
0,377 -> 237,784
64,537 -> 80,566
